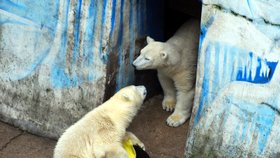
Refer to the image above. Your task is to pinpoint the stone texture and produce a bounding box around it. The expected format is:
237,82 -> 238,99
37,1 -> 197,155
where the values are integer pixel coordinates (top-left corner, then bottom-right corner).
186,1 -> 280,157
0,0 -> 162,138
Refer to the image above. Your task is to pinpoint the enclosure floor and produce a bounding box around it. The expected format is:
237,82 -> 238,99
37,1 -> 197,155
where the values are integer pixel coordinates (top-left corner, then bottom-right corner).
0,121 -> 56,158
128,95 -> 190,158
0,95 -> 189,158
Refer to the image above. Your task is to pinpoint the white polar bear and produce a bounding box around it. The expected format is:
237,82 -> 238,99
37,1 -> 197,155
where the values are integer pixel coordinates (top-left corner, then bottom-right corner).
133,19 -> 200,127
53,85 -> 147,158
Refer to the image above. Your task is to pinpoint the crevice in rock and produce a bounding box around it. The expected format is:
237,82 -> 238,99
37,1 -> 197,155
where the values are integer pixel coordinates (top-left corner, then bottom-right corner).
261,102 -> 280,115
203,3 -> 280,27
0,131 -> 24,151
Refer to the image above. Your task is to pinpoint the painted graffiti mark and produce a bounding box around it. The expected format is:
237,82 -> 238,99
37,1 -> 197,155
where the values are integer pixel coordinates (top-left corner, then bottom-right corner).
0,0 -> 60,30
1,0 -> 148,89
188,2 -> 280,157
0,1 -> 59,81
99,0 -> 108,62
194,41 -> 279,127
199,16 -> 214,48
193,41 -> 280,155
109,0 -> 116,40
116,0 -> 125,91
236,52 -> 278,83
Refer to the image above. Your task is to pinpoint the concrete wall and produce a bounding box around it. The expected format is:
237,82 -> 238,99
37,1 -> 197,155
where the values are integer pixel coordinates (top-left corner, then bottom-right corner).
186,0 -> 280,157
0,0 -> 163,138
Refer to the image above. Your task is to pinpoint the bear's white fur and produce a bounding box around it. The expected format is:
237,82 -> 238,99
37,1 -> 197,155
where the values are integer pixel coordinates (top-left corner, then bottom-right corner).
133,19 -> 200,127
53,85 -> 147,158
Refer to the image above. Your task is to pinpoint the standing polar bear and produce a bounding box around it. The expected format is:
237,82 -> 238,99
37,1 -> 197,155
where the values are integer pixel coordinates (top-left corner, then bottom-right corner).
54,85 -> 147,158
133,19 -> 200,127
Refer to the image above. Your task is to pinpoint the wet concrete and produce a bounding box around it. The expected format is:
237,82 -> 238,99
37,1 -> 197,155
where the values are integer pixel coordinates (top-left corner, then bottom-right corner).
0,95 -> 189,158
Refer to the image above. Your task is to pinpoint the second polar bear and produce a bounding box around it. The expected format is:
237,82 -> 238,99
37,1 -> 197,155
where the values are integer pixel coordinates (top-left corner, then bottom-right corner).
133,19 -> 200,127
54,85 -> 147,158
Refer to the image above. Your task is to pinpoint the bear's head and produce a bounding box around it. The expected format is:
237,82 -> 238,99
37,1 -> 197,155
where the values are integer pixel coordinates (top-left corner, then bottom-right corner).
133,36 -> 180,70
114,85 -> 147,109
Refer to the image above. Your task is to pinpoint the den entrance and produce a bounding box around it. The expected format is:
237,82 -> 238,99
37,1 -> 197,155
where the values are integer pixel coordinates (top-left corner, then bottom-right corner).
130,0 -> 202,157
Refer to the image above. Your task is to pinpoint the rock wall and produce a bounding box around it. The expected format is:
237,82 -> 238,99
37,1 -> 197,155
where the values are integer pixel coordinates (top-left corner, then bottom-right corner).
186,0 -> 280,157
0,0 -> 163,138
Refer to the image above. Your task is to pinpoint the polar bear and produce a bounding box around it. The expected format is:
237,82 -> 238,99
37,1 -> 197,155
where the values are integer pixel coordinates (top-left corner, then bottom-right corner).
133,19 -> 200,127
53,85 -> 147,158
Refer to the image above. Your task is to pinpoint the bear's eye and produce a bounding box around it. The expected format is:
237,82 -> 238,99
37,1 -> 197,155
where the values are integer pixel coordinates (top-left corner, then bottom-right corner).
144,57 -> 150,61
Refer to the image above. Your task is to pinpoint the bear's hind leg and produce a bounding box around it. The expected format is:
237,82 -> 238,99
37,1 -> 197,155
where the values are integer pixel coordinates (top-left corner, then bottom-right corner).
166,88 -> 194,127
158,72 -> 176,112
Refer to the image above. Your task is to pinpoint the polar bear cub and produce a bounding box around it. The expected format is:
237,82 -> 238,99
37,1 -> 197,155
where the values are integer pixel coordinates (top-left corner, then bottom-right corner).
54,85 -> 147,158
133,19 -> 200,127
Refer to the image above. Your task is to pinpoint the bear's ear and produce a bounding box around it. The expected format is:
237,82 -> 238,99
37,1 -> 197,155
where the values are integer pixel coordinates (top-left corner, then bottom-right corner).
146,36 -> 155,44
122,93 -> 131,101
160,51 -> 167,59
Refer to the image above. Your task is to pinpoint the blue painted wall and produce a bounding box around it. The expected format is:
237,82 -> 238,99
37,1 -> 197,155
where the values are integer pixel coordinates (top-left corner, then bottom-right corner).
0,0 -> 164,138
0,0 -> 153,89
186,0 -> 280,157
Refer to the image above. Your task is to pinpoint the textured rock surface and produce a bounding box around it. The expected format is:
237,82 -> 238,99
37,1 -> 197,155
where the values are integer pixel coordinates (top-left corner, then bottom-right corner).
186,0 -> 280,157
0,0 -> 163,138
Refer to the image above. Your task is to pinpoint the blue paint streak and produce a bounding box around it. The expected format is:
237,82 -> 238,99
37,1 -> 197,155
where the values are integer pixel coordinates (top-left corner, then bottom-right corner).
199,16 -> 214,47
51,0 -> 73,88
194,44 -> 211,126
231,99 -> 276,154
127,0 -> 135,85
116,0 -> 125,91
51,0 -> 104,88
81,0 -> 98,82
199,25 -> 207,50
99,0 -> 108,63
228,47 -> 235,81
51,67 -> 79,88
89,0 -> 98,66
213,44 -> 220,93
246,0 -> 254,18
83,0 -> 96,67
109,0 -> 116,40
72,0 -> 82,66
241,117 -> 249,141
222,43 -> 228,85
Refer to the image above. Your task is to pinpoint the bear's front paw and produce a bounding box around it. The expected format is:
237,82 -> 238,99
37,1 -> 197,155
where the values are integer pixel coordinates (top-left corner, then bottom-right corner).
129,136 -> 145,150
162,98 -> 176,112
166,112 -> 190,127
133,141 -> 145,151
